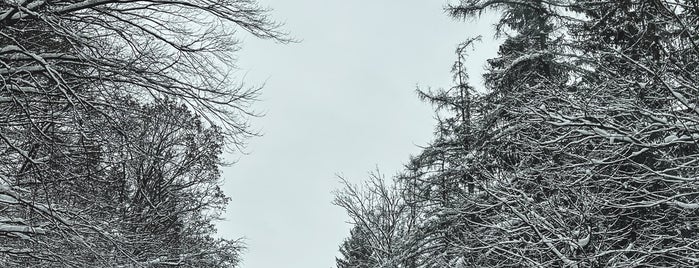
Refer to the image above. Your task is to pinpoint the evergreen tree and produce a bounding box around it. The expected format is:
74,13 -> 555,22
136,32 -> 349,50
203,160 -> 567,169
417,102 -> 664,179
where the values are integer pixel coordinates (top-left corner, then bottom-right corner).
336,1 -> 699,267
534,1 -> 699,265
336,226 -> 377,268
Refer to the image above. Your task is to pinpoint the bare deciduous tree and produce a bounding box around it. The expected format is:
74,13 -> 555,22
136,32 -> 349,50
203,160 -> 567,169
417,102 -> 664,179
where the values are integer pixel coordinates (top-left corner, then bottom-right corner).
1,0 -> 286,266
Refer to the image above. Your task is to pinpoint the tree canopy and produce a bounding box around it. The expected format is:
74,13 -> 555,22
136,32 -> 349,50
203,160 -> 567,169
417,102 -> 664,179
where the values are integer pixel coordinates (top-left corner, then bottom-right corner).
1,0 -> 285,266
336,1 -> 699,267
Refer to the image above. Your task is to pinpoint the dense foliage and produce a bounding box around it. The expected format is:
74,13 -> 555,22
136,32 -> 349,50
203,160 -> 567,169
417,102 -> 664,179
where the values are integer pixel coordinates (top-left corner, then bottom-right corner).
336,1 -> 699,267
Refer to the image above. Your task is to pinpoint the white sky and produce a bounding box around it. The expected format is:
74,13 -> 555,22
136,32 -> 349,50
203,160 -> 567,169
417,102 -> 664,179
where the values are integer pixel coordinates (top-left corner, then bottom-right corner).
216,1 -> 498,267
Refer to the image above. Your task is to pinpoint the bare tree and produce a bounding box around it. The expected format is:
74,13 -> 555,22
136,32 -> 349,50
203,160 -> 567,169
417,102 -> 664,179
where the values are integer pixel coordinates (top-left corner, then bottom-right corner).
334,172 -> 422,268
1,0 -> 286,266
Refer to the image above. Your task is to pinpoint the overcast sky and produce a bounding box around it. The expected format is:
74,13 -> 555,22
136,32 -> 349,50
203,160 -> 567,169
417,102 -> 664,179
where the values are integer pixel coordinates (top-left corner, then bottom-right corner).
216,1 -> 498,267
